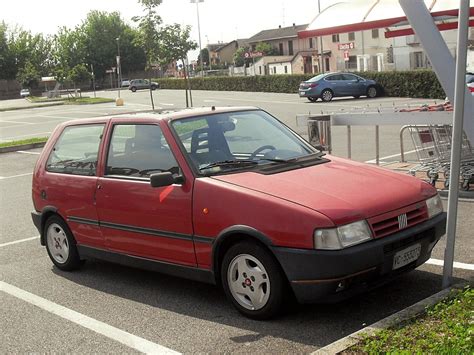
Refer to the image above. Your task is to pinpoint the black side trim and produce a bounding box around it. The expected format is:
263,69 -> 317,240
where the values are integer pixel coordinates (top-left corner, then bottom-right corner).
77,245 -> 215,284
211,225 -> 274,275
68,216 -> 100,226
193,235 -> 215,244
99,221 -> 192,241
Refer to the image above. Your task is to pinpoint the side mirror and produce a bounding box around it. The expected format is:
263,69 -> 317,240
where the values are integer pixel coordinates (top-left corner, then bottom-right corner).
150,172 -> 184,188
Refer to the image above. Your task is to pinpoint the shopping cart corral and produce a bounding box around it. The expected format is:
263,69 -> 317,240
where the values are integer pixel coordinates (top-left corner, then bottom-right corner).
297,111 -> 474,191
401,125 -> 474,190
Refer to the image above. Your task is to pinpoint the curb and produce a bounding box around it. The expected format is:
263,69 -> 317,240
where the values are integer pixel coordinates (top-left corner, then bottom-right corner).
312,282 -> 468,354
0,142 -> 46,154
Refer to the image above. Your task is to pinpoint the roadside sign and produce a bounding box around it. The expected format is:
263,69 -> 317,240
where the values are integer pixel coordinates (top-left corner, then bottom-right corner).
244,51 -> 264,58
344,50 -> 350,61
338,42 -> 355,50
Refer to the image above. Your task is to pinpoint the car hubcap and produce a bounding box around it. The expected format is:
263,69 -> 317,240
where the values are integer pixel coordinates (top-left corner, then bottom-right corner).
227,254 -> 270,311
323,91 -> 332,101
46,223 -> 69,264
368,87 -> 376,97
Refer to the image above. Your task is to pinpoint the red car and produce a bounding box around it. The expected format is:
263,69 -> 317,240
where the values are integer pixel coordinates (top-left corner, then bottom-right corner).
31,107 -> 446,319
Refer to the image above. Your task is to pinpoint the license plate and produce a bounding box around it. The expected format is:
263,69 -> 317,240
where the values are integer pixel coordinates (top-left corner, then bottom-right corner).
392,243 -> 421,270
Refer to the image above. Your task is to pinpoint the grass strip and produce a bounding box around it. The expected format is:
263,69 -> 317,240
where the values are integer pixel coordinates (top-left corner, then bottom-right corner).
347,286 -> 473,354
0,137 -> 49,149
64,97 -> 115,105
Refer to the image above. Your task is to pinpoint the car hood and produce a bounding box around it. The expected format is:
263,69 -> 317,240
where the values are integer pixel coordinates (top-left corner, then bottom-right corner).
211,156 -> 434,225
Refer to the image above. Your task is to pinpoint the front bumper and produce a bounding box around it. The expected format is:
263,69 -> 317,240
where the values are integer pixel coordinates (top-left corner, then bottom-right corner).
271,212 -> 446,303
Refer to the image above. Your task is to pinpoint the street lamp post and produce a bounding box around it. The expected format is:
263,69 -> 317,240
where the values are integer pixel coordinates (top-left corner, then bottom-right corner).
190,0 -> 204,77
318,0 -> 324,73
116,37 -> 122,98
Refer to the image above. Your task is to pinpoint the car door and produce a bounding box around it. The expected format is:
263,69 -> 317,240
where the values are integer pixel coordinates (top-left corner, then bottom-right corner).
43,123 -> 105,248
324,74 -> 345,96
95,120 -> 196,266
341,74 -> 361,95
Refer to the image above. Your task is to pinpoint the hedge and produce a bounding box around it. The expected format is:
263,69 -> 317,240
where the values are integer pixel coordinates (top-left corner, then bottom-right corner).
155,70 -> 445,99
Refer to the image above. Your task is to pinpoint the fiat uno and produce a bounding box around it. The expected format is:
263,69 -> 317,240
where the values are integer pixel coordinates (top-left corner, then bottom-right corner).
31,107 -> 446,319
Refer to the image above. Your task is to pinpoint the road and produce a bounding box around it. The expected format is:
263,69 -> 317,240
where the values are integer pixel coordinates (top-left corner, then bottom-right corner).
1,90 -> 472,353
0,89 -> 443,163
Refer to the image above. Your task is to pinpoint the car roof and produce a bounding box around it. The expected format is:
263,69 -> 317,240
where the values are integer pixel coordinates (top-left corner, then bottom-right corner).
59,106 -> 260,127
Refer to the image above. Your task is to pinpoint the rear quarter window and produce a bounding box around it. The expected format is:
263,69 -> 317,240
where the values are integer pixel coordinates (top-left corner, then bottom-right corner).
46,124 -> 104,176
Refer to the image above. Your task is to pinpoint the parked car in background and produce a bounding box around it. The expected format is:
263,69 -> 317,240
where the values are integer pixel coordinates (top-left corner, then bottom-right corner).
128,79 -> 159,92
121,79 -> 130,87
31,107 -> 446,319
299,72 -> 379,102
20,89 -> 30,98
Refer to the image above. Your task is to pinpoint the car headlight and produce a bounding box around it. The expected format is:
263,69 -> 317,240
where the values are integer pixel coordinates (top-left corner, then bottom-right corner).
426,194 -> 443,218
314,220 -> 372,250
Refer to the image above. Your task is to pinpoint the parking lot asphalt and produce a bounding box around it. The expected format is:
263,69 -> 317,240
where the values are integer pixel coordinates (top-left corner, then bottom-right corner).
0,148 -> 472,353
0,89 -> 441,163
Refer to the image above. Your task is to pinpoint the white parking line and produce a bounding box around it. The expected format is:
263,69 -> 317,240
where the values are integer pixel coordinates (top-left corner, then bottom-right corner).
0,281 -> 180,355
0,236 -> 39,248
17,151 -> 41,155
0,172 -> 33,180
160,103 -> 175,106
365,149 -> 418,164
427,258 -> 474,271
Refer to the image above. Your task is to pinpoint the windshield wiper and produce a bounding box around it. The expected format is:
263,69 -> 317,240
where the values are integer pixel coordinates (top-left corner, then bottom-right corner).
199,159 -> 258,171
257,152 -> 326,164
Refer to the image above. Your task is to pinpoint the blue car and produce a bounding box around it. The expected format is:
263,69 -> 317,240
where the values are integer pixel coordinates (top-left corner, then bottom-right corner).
299,72 -> 379,102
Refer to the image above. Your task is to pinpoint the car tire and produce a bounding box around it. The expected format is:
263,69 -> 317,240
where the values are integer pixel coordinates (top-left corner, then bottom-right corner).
307,97 -> 318,102
367,86 -> 377,98
353,95 -> 360,99
44,215 -> 82,271
151,85 -> 157,90
221,241 -> 286,320
321,89 -> 333,102
131,87 -> 137,92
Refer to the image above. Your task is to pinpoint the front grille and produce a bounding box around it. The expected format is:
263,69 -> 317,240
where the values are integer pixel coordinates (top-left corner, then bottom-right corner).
369,203 -> 428,239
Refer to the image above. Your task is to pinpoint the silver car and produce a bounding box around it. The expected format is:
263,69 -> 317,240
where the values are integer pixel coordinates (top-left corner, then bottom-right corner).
128,79 -> 159,92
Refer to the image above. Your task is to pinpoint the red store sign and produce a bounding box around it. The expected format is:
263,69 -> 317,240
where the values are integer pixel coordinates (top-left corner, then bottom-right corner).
338,42 -> 355,50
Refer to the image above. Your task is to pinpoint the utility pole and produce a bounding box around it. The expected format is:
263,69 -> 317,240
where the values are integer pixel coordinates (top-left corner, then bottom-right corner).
318,0 -> 324,73
190,0 -> 204,77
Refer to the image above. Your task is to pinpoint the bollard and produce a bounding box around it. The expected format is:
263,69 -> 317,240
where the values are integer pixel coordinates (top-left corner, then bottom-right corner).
307,115 -> 331,153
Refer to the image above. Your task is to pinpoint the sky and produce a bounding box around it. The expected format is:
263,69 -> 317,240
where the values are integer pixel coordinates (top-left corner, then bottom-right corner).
1,0 -> 336,58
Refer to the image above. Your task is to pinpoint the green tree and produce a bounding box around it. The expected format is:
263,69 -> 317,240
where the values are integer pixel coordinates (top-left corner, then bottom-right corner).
68,64 -> 92,89
161,24 -> 197,107
233,47 -> 252,67
133,0 -> 164,109
1,24 -> 52,81
197,48 -> 210,68
81,10 -> 145,81
0,22 -> 16,79
255,42 -> 278,56
16,61 -> 40,88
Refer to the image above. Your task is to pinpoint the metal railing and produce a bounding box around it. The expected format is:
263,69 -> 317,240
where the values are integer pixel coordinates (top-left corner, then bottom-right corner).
297,111 -> 453,165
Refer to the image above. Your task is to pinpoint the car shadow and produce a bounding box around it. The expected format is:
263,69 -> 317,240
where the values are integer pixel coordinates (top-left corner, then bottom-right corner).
53,260 -> 463,348
303,96 -> 370,104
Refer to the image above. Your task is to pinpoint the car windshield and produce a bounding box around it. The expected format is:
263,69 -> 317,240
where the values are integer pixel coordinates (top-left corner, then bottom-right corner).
171,109 -> 318,175
307,74 -> 326,82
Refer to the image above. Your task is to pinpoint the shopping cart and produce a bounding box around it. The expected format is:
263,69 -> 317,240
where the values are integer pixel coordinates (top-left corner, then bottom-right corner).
406,125 -> 474,190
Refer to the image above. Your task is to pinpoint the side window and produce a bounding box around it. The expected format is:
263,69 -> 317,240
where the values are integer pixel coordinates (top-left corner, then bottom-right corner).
46,124 -> 104,176
342,74 -> 357,81
326,75 -> 341,81
106,124 -> 179,178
